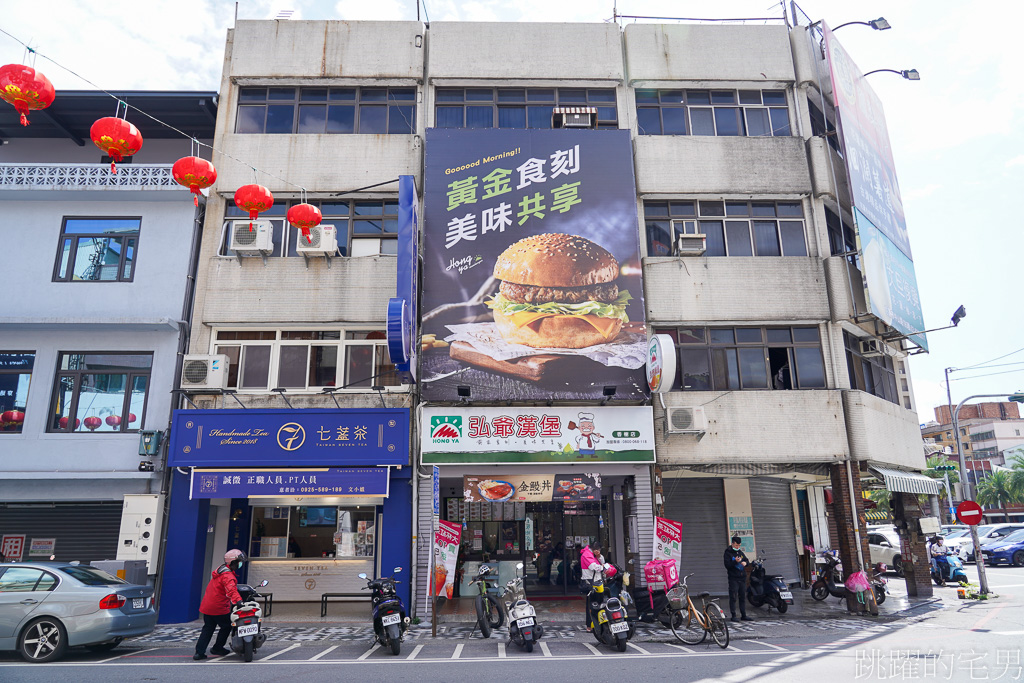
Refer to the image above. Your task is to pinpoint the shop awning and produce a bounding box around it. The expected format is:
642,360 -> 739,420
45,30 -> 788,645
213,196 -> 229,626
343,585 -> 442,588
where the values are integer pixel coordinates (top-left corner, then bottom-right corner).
864,509 -> 891,521
869,466 -> 941,496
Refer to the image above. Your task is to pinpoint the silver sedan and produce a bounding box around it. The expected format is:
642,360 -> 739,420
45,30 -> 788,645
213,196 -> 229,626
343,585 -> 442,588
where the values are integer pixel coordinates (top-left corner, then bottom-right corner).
0,562 -> 157,663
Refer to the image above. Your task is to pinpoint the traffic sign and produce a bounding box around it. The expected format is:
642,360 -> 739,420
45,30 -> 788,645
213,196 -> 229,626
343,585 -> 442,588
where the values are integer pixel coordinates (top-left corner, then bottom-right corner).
956,500 -> 984,526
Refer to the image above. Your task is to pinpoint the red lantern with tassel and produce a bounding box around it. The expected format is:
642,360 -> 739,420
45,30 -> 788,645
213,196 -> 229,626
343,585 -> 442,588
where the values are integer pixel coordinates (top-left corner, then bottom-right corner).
0,64 -> 55,126
234,184 -> 274,231
90,117 -> 143,173
172,156 -> 217,206
287,203 -> 323,244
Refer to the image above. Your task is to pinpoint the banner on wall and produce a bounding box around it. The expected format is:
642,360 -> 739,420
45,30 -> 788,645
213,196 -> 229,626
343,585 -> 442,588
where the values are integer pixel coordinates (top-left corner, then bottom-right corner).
1,535 -> 25,562
653,516 -> 682,563
728,516 -> 755,554
463,473 -> 602,503
432,519 -> 462,599
421,128 -> 649,402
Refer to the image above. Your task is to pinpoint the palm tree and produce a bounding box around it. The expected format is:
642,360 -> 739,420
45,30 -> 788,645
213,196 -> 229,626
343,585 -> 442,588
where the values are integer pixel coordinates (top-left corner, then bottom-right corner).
1009,455 -> 1024,501
976,470 -> 1018,523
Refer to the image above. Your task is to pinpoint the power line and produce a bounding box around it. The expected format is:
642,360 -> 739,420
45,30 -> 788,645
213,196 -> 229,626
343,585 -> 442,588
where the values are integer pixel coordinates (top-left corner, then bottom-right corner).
949,367 -> 1024,382
955,346 -> 1024,372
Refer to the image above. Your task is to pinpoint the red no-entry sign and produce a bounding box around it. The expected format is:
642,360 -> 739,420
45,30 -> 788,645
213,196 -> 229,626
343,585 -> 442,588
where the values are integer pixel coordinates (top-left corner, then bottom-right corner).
956,500 -> 984,526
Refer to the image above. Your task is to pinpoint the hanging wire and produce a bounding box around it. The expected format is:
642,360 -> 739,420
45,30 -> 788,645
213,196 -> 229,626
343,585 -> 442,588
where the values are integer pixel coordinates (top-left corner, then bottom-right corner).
0,25 -> 307,194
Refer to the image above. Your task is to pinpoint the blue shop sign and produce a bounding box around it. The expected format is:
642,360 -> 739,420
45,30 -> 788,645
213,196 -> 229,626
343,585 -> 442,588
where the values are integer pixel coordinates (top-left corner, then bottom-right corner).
169,409 -> 409,468
190,467 -> 389,499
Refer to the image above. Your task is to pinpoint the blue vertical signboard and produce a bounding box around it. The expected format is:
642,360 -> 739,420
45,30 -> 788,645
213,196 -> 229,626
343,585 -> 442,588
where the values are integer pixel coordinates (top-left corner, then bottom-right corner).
387,175 -> 419,382
432,465 -> 440,516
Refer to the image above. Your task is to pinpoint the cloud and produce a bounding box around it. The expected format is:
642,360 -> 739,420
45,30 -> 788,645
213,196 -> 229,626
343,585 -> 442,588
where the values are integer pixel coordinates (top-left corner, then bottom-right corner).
901,184 -> 941,202
1006,155 -> 1024,168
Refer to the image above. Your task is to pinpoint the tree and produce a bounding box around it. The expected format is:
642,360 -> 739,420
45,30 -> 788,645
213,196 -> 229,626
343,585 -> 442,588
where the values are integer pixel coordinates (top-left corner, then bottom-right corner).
1009,454 -> 1024,501
976,470 -> 1018,523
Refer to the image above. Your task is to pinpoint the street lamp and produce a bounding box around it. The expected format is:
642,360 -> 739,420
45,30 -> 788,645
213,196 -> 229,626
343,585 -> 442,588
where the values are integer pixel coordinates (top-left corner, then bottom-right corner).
834,17 -> 891,31
863,68 -> 921,81
881,305 -> 965,342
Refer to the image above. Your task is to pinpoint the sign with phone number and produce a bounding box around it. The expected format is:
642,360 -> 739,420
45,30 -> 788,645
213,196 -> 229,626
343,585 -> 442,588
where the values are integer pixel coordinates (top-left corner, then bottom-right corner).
190,467 -> 390,499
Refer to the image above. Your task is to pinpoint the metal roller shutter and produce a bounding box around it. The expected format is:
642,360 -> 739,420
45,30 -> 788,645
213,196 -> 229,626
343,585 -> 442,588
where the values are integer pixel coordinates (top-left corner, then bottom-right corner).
414,476 -> 434,619
629,468 -> 655,586
748,478 -> 801,584
0,503 -> 123,563
663,478 -> 728,595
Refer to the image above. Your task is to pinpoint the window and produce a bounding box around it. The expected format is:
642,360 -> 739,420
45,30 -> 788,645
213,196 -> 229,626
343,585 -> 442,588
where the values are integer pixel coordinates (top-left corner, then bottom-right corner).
807,100 -> 841,154
844,332 -> 898,405
219,199 -> 399,258
48,353 -> 152,433
53,217 -> 141,282
970,430 -> 996,442
0,352 -> 33,434
825,207 -> 859,269
58,566 -> 125,586
251,506 -> 376,558
235,87 -> 416,135
0,568 -> 57,592
435,87 -> 618,129
654,326 -> 827,391
213,329 -> 401,392
643,200 -> 806,258
636,89 -> 789,137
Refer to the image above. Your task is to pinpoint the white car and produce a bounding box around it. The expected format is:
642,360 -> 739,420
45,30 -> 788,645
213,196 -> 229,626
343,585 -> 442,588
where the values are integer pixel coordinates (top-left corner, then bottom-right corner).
868,528 -> 904,576
940,529 -> 974,558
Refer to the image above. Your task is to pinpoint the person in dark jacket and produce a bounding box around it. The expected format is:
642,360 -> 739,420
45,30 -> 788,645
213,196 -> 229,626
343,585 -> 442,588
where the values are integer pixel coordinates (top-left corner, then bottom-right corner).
193,549 -> 246,660
724,536 -> 753,623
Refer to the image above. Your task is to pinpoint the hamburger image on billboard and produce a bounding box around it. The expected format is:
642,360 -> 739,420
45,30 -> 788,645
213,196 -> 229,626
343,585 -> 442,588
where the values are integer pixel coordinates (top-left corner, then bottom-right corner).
421,128 -> 648,402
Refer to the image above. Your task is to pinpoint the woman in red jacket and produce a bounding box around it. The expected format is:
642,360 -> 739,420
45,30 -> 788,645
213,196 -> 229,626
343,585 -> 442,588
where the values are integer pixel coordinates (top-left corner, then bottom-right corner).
193,549 -> 246,660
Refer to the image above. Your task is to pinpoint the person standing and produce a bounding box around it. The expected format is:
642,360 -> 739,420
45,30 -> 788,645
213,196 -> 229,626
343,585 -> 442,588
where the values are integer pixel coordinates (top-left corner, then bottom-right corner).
580,542 -> 605,630
724,536 -> 753,623
193,549 -> 246,661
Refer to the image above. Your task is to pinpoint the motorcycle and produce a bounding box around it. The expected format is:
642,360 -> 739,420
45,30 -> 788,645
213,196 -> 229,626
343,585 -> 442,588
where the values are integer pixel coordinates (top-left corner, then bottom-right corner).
504,562 -> 543,652
586,566 -> 633,652
870,563 -> 888,605
931,553 -> 968,586
229,579 -> 269,662
746,555 -> 794,614
812,552 -> 886,605
358,567 -> 410,655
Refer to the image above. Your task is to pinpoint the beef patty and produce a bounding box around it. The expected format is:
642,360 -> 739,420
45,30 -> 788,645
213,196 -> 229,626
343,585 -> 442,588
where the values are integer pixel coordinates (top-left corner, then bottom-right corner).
499,280 -> 619,305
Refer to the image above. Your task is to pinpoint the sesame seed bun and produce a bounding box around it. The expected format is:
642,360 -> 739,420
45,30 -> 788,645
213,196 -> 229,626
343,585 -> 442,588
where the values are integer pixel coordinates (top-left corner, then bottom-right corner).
492,233 -> 619,287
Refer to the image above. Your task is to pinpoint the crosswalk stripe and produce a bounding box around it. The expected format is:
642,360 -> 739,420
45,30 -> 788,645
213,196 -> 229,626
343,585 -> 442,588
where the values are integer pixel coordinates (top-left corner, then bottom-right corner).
727,645 -> 743,652
259,644 -> 301,661
664,643 -> 696,654
751,641 -> 787,651
407,644 -> 425,660
97,647 -> 160,664
452,643 -> 464,659
582,642 -> 603,656
540,641 -> 552,657
498,642 -> 506,658
357,645 -> 377,660
309,645 -> 337,661
628,643 -> 651,655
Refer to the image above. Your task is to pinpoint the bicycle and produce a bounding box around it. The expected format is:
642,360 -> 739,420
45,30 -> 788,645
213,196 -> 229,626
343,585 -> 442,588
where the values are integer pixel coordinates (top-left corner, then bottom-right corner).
469,565 -> 504,638
666,573 -> 729,648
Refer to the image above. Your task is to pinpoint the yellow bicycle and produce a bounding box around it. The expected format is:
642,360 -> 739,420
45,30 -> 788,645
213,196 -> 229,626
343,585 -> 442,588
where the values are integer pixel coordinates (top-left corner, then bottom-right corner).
666,573 -> 729,648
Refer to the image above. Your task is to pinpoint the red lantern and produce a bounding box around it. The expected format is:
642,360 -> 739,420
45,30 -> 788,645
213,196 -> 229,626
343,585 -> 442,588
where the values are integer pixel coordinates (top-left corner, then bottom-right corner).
2,410 -> 25,424
234,184 -> 274,231
0,64 -> 55,126
172,156 -> 217,206
90,117 -> 143,173
83,416 -> 102,431
128,413 -> 137,423
58,416 -> 81,430
287,203 -> 323,244
105,415 -> 122,428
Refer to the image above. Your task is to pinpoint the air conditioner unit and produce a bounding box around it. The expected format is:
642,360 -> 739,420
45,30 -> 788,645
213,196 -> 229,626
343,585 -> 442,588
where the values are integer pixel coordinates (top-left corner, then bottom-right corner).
180,354 -> 229,390
229,219 -> 273,253
672,219 -> 707,256
859,339 -> 884,358
296,224 -> 338,256
552,107 -> 597,129
665,406 -> 707,434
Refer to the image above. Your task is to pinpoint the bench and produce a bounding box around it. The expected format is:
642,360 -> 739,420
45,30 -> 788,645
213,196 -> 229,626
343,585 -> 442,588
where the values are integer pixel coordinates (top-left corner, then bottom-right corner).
321,592 -> 367,617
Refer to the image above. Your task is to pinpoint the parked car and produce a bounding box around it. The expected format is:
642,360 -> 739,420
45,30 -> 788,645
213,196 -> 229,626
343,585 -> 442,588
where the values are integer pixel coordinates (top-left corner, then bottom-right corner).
939,525 -> 968,536
868,528 -> 904,576
939,529 -> 974,557
0,562 -> 157,663
981,528 -> 1024,567
958,524 -> 1024,562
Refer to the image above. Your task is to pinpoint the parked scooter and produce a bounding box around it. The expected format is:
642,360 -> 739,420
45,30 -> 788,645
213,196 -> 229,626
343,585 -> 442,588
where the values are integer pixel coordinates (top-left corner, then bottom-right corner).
931,553 -> 968,586
810,551 -> 847,601
229,579 -> 269,662
870,563 -> 888,605
358,567 -> 410,655
504,562 -> 543,652
586,566 -> 632,652
746,555 -> 794,613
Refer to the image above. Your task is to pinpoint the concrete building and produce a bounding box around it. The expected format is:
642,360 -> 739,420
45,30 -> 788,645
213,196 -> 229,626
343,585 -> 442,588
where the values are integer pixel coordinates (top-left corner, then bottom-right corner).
0,91 -> 215,570
156,13 -> 937,620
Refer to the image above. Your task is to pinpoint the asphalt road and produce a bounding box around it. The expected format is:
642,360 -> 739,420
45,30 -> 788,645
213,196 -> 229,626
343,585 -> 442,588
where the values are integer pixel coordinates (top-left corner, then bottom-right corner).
1,563 -> 1021,682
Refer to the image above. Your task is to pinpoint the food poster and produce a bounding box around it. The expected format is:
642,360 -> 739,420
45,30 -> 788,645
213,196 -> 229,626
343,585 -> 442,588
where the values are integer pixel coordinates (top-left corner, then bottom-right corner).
653,516 -> 683,564
464,473 -> 602,503
551,473 -> 601,502
421,128 -> 649,402
433,519 -> 462,598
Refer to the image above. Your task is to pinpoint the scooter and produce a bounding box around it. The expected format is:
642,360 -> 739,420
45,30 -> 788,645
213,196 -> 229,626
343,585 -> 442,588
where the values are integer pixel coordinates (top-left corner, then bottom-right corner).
931,553 -> 968,586
870,563 -> 888,605
358,567 -> 410,655
586,567 -> 632,652
810,551 -> 847,601
229,579 -> 269,662
504,562 -> 543,652
747,555 -> 794,613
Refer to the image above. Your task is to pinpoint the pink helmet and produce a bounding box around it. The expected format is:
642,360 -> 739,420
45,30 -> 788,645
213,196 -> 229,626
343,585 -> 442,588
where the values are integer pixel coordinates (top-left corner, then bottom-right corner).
224,549 -> 246,570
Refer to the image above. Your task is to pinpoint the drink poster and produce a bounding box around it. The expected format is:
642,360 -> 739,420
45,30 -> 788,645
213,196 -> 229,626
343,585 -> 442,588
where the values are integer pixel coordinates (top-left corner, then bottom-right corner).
432,519 -> 462,599
653,516 -> 683,563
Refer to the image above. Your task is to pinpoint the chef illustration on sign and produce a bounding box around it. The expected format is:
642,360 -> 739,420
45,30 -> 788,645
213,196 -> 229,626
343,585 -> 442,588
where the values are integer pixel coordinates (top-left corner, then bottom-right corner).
568,412 -> 603,456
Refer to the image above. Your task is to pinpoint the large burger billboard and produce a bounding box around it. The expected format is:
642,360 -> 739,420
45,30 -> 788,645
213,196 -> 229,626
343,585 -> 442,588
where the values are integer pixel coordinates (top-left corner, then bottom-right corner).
421,129 -> 648,401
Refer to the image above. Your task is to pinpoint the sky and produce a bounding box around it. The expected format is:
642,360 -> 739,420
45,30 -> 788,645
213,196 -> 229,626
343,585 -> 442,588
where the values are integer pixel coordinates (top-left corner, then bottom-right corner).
3,0 -> 1022,422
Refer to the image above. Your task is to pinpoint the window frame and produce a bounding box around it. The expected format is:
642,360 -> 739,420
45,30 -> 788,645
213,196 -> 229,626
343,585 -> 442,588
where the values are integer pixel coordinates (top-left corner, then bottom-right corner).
0,352 -> 34,435
0,567 -> 60,593
235,86 -> 417,135
844,332 -> 899,405
636,88 -> 790,137
643,200 -> 807,258
47,352 -> 153,434
211,328 -> 406,393
52,216 -> 142,283
434,87 -> 619,129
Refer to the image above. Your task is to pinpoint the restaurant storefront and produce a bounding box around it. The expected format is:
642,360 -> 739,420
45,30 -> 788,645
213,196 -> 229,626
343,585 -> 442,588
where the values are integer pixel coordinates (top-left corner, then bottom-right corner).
158,408 -> 411,623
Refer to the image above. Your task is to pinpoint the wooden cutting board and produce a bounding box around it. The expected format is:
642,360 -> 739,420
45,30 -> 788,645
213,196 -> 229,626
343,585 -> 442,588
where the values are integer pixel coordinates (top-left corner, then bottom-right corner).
449,341 -> 565,382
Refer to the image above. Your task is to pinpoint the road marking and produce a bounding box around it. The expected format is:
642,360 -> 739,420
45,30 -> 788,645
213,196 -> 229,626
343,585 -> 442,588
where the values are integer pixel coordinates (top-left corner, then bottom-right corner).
664,643 -> 695,654
407,644 -> 424,660
540,641 -> 552,657
627,643 -> 651,655
727,645 -> 743,652
497,642 -> 506,658
259,643 -> 300,661
97,647 -> 160,663
308,645 -> 337,661
357,645 -> 378,660
452,643 -> 463,659
750,641 -> 787,651
972,604 -> 1005,631
582,642 -> 603,656
993,631 -> 1024,636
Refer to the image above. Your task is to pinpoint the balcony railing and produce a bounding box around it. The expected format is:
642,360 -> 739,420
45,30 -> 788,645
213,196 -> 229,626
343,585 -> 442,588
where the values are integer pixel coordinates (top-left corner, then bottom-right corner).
0,163 -> 179,191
